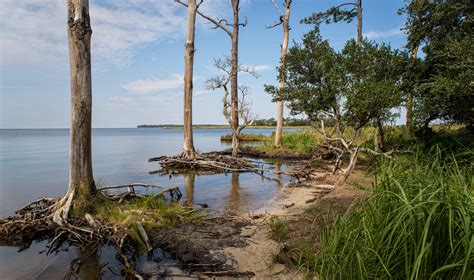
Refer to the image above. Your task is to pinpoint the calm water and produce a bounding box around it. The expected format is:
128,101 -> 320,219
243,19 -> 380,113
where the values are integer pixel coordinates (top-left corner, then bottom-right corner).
0,128 -> 296,279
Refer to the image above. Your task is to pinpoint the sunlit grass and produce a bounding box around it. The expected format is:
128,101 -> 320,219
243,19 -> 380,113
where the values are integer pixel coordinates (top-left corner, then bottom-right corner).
312,150 -> 474,279
92,195 -> 204,229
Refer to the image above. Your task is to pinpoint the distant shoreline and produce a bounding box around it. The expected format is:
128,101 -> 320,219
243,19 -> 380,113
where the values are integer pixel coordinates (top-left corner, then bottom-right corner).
137,125 -> 310,129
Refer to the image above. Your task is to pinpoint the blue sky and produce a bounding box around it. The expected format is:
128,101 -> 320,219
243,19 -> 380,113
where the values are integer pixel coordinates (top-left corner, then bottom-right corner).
0,0 -> 408,128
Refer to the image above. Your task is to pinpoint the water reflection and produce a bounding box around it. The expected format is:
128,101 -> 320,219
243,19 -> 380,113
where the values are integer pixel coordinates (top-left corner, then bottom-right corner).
76,247 -> 100,280
184,172 -> 195,206
227,172 -> 250,213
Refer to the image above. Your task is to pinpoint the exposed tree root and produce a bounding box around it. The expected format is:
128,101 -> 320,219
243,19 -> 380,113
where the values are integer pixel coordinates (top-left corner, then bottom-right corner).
149,152 -> 265,174
0,184 -> 186,279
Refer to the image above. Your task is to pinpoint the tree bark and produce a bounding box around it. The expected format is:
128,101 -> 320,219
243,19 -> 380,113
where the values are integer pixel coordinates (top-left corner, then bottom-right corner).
55,0 -> 96,224
333,104 -> 343,138
182,0 -> 198,158
230,0 -> 241,157
374,118 -> 385,152
357,0 -> 362,47
274,0 -> 291,148
406,45 -> 418,132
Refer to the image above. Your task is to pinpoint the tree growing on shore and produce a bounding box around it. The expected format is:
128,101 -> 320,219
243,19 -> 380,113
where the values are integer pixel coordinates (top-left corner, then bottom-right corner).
54,0 -> 96,224
175,0 -> 204,159
206,57 -> 258,143
193,0 -> 248,156
341,39 -> 407,152
266,0 -> 292,148
267,29 -> 347,138
401,0 -> 474,131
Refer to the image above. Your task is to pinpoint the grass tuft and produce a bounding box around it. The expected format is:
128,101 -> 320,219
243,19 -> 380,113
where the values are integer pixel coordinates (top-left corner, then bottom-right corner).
312,149 -> 474,279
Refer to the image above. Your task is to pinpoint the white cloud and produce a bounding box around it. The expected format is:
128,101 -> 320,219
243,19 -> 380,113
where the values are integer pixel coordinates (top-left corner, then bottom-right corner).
364,27 -> 405,40
253,64 -> 273,72
104,95 -> 136,107
123,74 -> 183,93
0,0 -> 187,68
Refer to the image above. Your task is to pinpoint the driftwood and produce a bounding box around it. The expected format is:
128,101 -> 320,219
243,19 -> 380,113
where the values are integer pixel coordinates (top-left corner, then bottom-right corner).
317,121 -> 409,183
149,152 -> 261,174
149,151 -> 310,187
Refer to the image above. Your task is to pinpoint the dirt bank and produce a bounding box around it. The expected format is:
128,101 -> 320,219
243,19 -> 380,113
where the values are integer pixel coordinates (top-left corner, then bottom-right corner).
150,162 -> 368,278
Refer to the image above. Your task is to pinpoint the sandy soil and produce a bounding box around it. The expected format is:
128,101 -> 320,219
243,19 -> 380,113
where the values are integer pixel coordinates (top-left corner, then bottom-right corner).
151,164 -> 367,279
219,170 -> 367,279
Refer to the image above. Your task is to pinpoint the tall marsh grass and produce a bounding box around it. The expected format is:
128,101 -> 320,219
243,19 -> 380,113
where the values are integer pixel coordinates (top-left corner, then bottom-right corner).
312,150 -> 474,279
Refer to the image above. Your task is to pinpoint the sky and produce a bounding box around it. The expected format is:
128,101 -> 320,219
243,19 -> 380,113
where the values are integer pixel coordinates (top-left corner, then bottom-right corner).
0,0 -> 408,129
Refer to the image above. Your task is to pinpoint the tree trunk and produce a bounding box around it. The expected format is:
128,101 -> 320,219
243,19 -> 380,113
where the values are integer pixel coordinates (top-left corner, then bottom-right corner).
230,0 -> 240,157
406,45 -> 418,132
182,0 -> 198,158
333,104 -> 343,138
339,146 -> 360,184
275,0 -> 291,148
231,128 -> 240,157
357,0 -> 362,47
55,0 -> 95,224
374,118 -> 385,152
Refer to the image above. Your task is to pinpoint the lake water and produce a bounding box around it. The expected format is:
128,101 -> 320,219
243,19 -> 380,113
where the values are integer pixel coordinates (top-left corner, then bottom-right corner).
0,128 -> 297,279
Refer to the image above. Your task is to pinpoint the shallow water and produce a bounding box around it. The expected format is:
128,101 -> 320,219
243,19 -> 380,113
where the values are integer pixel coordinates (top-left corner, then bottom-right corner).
0,128 -> 297,279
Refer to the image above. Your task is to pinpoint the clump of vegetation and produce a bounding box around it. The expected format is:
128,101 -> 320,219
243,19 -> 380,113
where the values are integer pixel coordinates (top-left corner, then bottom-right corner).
92,195 -> 203,229
252,130 -> 318,156
268,218 -> 290,243
311,150 -> 473,279
220,133 -> 269,142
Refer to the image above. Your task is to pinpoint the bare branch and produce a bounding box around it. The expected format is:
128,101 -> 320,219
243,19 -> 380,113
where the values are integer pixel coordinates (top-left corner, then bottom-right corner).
266,17 -> 284,29
175,0 -> 233,37
270,0 -> 283,15
239,17 -> 248,27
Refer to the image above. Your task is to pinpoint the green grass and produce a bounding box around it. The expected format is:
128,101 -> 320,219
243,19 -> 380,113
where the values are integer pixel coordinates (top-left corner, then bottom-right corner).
220,133 -> 270,142
311,149 -> 474,279
268,218 -> 290,242
252,129 -> 319,156
93,195 -> 203,229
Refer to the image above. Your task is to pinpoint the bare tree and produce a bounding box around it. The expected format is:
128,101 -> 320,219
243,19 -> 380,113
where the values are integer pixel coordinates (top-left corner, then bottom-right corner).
267,0 -> 292,148
54,0 -> 96,224
184,0 -> 247,157
205,57 -> 257,149
175,0 -> 205,159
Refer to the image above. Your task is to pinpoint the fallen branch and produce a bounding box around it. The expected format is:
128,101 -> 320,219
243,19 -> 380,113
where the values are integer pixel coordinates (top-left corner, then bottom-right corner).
136,222 -> 152,253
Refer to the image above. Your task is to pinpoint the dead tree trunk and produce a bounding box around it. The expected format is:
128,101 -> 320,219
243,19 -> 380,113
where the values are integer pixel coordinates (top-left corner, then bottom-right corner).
230,0 -> 241,157
357,0 -> 362,47
272,0 -> 292,148
182,0 -> 199,158
406,45 -> 418,132
54,0 -> 96,224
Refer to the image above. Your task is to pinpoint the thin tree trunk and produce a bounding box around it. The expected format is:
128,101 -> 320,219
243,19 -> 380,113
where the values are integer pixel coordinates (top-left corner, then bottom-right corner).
275,0 -> 291,148
55,0 -> 95,224
230,0 -> 240,157
182,0 -> 197,158
374,118 -> 385,152
333,104 -> 343,138
406,45 -> 418,132
357,0 -> 362,47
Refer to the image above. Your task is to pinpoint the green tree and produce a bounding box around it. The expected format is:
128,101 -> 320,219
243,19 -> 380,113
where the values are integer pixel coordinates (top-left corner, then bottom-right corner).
302,0 -> 362,46
266,29 -> 347,137
401,0 -> 474,130
342,39 -> 407,151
